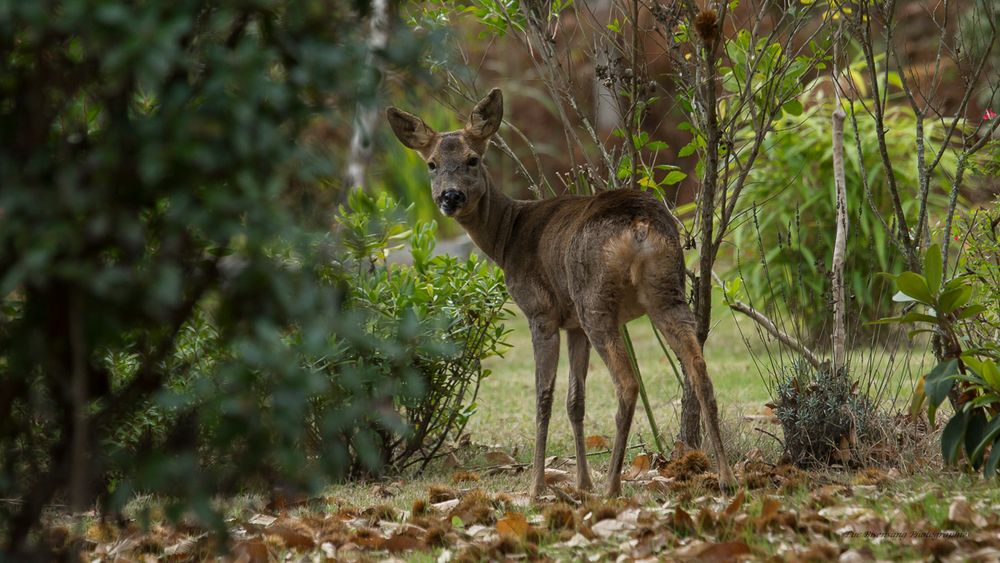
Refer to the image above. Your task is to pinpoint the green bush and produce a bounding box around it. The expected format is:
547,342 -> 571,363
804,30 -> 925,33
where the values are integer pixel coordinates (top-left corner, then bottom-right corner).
874,244 -> 999,477
0,0 -> 434,555
772,361 -> 877,467
326,190 -> 511,471
725,84 -> 957,343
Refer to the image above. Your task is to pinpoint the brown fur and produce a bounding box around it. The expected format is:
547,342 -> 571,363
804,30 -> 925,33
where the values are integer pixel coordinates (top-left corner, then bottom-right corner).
387,89 -> 736,498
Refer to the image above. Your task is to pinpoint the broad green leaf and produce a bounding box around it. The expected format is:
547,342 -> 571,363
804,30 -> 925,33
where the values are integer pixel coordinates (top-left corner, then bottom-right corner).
970,415 -> 1000,465
939,286 -> 972,314
941,408 -> 970,465
966,411 -> 989,468
957,304 -> 988,320
896,272 -> 934,305
891,291 -> 917,303
925,359 -> 959,412
783,99 -> 804,116
663,171 -> 687,185
923,244 -> 942,294
984,437 -> 1000,478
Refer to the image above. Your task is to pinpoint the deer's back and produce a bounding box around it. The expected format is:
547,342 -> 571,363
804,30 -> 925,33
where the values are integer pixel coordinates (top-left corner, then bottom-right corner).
505,189 -> 686,328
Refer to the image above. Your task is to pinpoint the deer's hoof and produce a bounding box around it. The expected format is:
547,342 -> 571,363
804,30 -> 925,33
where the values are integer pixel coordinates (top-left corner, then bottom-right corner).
719,470 -> 739,493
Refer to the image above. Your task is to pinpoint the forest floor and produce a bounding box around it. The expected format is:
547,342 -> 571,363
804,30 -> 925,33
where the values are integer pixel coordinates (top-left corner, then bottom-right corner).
61,310 -> 1000,561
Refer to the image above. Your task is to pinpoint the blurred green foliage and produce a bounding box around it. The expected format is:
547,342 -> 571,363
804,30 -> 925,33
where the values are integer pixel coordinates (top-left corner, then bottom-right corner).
724,85 -> 957,343
0,0 -> 510,555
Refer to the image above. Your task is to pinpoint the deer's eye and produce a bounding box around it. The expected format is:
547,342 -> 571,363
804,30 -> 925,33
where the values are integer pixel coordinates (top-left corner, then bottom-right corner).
467,156 -> 479,167
428,161 -> 437,171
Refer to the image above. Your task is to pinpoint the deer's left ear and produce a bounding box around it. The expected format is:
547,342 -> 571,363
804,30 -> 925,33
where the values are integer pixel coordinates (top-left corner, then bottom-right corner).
465,88 -> 503,151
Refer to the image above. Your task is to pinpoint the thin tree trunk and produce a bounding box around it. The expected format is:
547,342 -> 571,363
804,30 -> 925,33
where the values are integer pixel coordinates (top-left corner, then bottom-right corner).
830,106 -> 848,373
342,0 -> 392,196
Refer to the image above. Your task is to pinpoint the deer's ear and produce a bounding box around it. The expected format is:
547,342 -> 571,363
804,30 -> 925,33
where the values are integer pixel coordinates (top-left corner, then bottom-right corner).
465,88 -> 503,148
386,107 -> 437,154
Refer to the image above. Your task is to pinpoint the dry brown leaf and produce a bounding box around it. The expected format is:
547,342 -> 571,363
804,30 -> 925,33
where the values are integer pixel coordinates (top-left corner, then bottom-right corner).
585,435 -> 611,451
232,538 -> 270,563
623,454 -> 651,481
496,512 -> 529,539
384,532 -> 426,552
947,498 -> 986,527
672,507 -> 695,533
484,450 -> 518,465
266,522 -> 315,550
544,468 -> 570,484
676,540 -> 751,562
723,489 -> 745,519
248,514 -> 277,527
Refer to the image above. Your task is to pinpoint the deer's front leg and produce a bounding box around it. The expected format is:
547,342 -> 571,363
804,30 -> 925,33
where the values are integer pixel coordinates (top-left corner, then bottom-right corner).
529,318 -> 560,500
566,328 -> 593,491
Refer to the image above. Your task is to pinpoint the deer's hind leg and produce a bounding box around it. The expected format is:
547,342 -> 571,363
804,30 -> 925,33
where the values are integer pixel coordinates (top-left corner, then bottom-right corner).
578,308 -> 638,498
646,301 -> 737,490
566,328 -> 593,491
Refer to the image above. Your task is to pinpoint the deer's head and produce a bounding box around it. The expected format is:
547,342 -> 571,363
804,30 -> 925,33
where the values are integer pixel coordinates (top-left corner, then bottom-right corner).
386,89 -> 502,218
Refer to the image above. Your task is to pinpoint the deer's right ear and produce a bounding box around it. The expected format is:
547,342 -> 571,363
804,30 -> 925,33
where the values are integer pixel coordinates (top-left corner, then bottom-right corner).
386,107 -> 437,155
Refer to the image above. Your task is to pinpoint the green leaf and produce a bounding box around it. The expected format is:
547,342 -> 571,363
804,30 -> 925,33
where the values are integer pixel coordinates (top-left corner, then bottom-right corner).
925,359 -> 959,412
782,99 -> 803,116
970,415 -> 1000,466
939,286 -> 972,314
891,291 -> 916,303
966,410 -> 990,469
984,437 -> 1000,478
678,141 -> 697,158
923,244 -> 942,295
662,171 -> 687,185
941,408 -> 970,465
895,272 -> 934,304
957,304 -> 988,320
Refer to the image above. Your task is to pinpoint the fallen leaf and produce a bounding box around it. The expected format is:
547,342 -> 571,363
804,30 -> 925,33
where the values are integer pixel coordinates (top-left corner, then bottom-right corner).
585,435 -> 611,450
384,532 -> 425,552
232,538 -> 270,563
676,540 -> 751,562
266,523 -> 315,550
496,512 -> 529,539
623,454 -> 651,480
672,507 -> 695,533
485,450 -> 518,465
431,499 -> 460,512
723,489 -> 745,518
591,518 -> 631,538
544,468 -> 571,484
947,497 -> 986,527
248,514 -> 277,527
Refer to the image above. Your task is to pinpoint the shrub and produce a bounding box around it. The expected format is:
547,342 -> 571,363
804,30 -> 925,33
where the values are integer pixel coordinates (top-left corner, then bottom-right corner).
325,190 -> 511,471
772,361 -> 877,467
874,243 -> 1000,478
0,0 -> 430,554
726,82 -> 957,343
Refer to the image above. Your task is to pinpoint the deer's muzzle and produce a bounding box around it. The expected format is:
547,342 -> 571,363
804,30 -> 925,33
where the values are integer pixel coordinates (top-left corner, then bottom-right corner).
438,190 -> 466,216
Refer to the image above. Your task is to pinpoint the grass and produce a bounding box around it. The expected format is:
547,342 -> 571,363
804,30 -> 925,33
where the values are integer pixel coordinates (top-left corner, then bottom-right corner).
78,301 -> 996,562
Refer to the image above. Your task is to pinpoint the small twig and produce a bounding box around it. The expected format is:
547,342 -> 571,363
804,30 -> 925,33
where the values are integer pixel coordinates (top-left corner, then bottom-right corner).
754,427 -> 784,447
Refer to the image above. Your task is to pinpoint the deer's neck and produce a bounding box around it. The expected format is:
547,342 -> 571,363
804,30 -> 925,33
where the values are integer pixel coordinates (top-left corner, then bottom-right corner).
456,171 -> 519,269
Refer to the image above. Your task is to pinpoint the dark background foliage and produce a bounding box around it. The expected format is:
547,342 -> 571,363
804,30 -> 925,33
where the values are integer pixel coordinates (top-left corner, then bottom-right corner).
0,0 -> 440,555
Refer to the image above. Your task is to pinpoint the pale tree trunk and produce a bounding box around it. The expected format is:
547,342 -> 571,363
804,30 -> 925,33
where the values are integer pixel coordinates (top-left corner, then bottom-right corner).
342,0 -> 392,196
830,105 -> 848,373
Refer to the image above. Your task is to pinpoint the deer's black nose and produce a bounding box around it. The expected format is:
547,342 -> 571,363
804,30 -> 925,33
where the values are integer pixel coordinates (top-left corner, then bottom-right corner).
441,190 -> 466,207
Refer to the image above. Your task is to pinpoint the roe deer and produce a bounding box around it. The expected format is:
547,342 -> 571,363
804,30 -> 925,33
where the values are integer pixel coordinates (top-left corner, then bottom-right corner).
386,89 -> 737,498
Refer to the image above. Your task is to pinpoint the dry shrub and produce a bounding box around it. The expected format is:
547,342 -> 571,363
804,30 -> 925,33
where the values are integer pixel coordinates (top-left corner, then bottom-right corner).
661,450 -> 711,480
451,471 -> 480,484
428,485 -> 457,503
544,503 -> 576,532
449,489 -> 495,525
